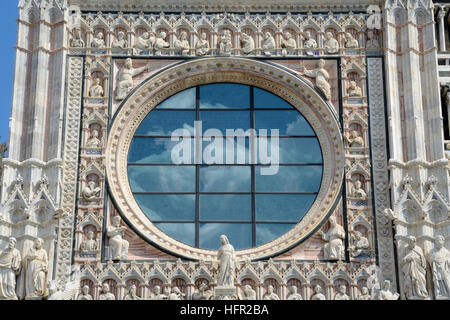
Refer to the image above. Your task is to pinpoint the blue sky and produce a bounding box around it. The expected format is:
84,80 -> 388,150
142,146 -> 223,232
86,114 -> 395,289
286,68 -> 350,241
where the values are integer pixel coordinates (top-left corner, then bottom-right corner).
0,1 -> 18,147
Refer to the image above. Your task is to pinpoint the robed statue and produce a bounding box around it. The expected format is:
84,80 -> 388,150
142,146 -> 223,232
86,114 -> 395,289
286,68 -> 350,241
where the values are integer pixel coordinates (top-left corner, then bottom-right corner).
217,235 -> 235,287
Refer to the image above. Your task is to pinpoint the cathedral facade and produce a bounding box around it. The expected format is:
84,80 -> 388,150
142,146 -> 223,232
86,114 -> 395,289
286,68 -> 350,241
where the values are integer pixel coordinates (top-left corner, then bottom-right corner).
0,0 -> 448,300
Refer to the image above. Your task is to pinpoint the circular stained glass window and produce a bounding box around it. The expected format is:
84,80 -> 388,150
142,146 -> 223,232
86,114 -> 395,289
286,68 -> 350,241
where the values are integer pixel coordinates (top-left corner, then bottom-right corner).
127,83 -> 323,250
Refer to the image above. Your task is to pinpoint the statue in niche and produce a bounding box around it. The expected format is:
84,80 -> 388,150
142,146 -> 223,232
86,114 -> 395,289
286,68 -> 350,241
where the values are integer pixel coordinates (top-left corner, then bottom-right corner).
348,80 -> 362,97
154,31 -> 170,56
334,285 -> 350,300
82,180 -> 101,200
281,32 -> 296,56
352,180 -> 367,199
262,32 -> 276,56
112,31 -> 127,49
320,216 -> 345,260
379,280 -> 399,300
263,285 -> 280,300
240,285 -> 256,300
124,284 -> 142,300
217,235 -> 235,287
149,285 -> 166,300
324,31 -> 339,54
192,282 -> 213,300
168,287 -> 185,300
358,287 -> 371,300
77,285 -> 93,300
0,237 -> 21,300
174,31 -> 190,56
135,32 -> 154,54
86,129 -> 102,149
89,78 -> 104,98
311,285 -> 326,300
402,236 -> 429,299
349,230 -> 370,257
80,230 -> 97,252
21,238 -> 48,299
91,31 -> 106,48
287,285 -> 303,300
99,283 -> 115,300
70,28 -> 85,48
345,32 -> 359,49
107,215 -> 129,261
427,235 -> 450,299
195,32 -> 210,56
303,31 -> 317,56
219,30 -> 233,55
300,59 -> 331,100
366,30 -> 380,49
346,130 -> 364,148
115,58 -> 150,101
240,33 -> 255,55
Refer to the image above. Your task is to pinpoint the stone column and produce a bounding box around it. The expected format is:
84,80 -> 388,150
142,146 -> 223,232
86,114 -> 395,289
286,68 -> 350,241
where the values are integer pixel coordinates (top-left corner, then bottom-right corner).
438,8 -> 447,52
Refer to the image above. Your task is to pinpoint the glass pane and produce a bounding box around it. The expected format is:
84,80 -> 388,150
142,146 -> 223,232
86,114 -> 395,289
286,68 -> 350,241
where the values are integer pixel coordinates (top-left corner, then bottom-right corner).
201,138 -> 251,165
254,88 -> 293,109
200,195 -> 252,221
128,138 -> 194,164
135,194 -> 195,221
259,138 -> 321,164
135,110 -> 195,136
128,166 -> 196,192
200,83 -> 250,108
255,194 -> 316,222
200,166 -> 251,192
154,223 -> 195,246
255,165 -> 323,192
157,87 -> 196,109
199,223 -> 252,250
200,111 -> 250,133
254,110 -> 315,136
256,224 -> 296,246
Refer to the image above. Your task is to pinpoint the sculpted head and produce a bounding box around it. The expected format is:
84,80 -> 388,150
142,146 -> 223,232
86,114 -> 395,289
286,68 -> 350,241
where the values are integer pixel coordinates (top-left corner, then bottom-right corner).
201,32 -> 207,40
289,285 -> 297,294
153,285 -> 161,294
173,287 -> 181,294
88,181 -> 97,189
220,235 -> 229,245
142,32 -> 149,39
318,59 -> 326,68
329,216 -> 337,226
346,32 -> 353,40
434,235 -> 445,249
304,31 -> 311,39
267,285 -> 274,294
87,230 -> 94,240
406,235 -> 416,249
326,31 -> 333,40
285,32 -> 292,39
34,238 -> 43,250
361,287 -> 369,295
354,180 -> 362,189
339,285 -> 346,294
354,230 -> 362,240
118,31 -> 125,40
129,284 -> 137,294
164,286 -> 171,295
112,215 -> 121,227
383,280 -> 391,290
125,58 -> 132,68
314,285 -> 322,293
244,285 -> 252,294
8,237 -> 17,249
159,31 -> 166,39
82,285 -> 90,295
180,31 -> 187,40
102,283 -> 110,293
96,31 -> 104,40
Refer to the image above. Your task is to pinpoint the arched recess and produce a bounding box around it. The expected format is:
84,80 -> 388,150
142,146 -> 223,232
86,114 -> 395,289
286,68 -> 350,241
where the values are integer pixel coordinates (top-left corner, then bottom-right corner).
106,57 -> 344,261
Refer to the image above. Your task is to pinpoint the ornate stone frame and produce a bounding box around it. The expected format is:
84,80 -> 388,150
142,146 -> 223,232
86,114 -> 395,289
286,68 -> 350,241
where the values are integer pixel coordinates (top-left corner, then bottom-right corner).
106,57 -> 344,261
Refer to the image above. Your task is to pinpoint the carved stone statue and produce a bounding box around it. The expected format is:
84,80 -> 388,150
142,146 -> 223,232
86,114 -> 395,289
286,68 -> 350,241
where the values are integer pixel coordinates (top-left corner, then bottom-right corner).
112,31 -> 127,49
77,285 -> 93,300
334,285 -> 350,300
124,284 -> 141,300
91,31 -> 106,48
348,80 -> 362,97
379,280 -> 399,300
154,31 -> 170,56
21,238 -> 48,299
281,32 -> 296,53
366,30 -> 379,49
402,236 -> 429,299
358,287 -> 371,300
240,33 -> 255,55
0,237 -> 21,300
99,283 -> 115,300
80,230 -> 97,252
262,32 -> 276,56
303,31 -> 317,56
427,235 -> 450,299
149,285 -> 166,300
195,32 -> 209,56
192,282 -> 213,300
217,235 -> 235,287
287,285 -> 303,300
263,285 -> 280,300
311,285 -> 326,300
352,180 -> 367,199
300,59 -> 331,100
135,32 -> 154,54
240,284 -> 256,300
82,180 -> 101,200
107,215 -> 129,261
70,28 -> 85,48
346,130 -> 364,147
320,216 -> 346,260
219,30 -> 232,55
350,230 -> 370,257
168,286 -> 185,300
86,129 -> 102,149
345,32 -> 359,49
47,264 -> 80,300
115,58 -> 149,100
324,31 -> 339,54
89,78 -> 104,98
174,31 -> 190,55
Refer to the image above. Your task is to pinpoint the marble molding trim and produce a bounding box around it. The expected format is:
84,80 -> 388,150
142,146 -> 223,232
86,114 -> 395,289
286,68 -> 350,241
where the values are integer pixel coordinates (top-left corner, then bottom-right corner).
367,57 -> 397,290
106,57 -> 345,261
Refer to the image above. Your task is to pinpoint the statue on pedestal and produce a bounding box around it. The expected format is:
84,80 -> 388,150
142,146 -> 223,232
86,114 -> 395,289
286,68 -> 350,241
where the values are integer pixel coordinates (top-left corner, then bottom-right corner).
402,236 -> 429,299
0,237 -> 21,300
21,238 -> 48,299
107,216 -> 129,261
427,235 -> 450,299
